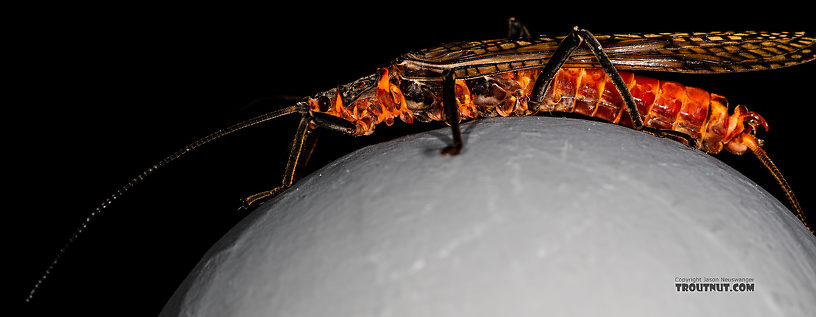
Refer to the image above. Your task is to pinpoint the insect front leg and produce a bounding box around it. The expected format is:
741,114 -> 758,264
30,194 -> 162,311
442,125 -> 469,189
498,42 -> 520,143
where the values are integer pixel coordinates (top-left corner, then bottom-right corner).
530,27 -> 644,129
242,112 -> 356,208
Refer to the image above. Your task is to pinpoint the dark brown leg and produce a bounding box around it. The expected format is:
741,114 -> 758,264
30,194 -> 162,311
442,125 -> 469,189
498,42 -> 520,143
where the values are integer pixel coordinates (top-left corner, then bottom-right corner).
242,112 -> 356,208
529,27 -> 644,129
441,70 -> 463,155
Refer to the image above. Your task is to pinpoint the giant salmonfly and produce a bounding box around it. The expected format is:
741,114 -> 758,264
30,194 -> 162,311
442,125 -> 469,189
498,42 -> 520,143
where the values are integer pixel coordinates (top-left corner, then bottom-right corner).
25,17 -> 815,311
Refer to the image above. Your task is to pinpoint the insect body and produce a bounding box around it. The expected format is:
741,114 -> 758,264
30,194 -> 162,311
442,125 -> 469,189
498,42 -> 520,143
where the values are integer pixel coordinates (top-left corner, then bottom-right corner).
290,30 -> 814,233
28,25 -> 816,302
324,66 -> 766,156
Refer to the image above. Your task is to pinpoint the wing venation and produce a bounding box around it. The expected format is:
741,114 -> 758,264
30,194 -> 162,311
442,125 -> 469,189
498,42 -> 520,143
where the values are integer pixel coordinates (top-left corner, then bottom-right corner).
402,31 -> 815,76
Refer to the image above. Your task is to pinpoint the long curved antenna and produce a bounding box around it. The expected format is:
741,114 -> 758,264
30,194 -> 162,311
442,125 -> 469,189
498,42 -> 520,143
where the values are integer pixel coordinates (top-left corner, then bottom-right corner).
26,105 -> 301,302
749,144 -> 813,235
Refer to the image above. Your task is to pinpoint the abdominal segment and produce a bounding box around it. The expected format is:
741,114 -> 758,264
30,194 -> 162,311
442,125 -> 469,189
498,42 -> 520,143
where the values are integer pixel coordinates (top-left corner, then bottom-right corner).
429,68 -> 734,153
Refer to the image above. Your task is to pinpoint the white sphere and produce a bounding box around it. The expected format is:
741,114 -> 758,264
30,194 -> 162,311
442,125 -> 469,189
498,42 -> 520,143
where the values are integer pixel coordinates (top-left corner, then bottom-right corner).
161,116 -> 816,317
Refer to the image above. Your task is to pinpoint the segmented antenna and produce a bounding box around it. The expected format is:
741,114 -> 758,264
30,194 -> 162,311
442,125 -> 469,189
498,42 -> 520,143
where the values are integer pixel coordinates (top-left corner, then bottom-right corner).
26,105 -> 300,302
749,144 -> 813,234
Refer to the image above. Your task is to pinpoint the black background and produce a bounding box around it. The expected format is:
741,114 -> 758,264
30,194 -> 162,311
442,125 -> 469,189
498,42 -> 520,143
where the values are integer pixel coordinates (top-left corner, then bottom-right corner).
11,4 -> 815,316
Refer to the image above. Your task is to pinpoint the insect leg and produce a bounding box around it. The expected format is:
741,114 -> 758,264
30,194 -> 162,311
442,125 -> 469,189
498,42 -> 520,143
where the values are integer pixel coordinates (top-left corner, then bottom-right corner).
241,112 -> 356,207
639,126 -> 698,148
530,27 -> 644,129
441,69 -> 464,155
507,17 -> 531,39
241,114 -> 314,207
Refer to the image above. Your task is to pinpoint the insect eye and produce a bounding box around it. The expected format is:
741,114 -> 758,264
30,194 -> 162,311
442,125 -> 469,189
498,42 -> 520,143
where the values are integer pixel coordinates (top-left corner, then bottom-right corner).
317,96 -> 331,112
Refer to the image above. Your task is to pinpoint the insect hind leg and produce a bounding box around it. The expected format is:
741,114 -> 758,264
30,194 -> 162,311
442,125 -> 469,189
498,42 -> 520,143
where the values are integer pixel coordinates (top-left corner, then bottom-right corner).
530,27 -> 644,129
639,126 -> 698,148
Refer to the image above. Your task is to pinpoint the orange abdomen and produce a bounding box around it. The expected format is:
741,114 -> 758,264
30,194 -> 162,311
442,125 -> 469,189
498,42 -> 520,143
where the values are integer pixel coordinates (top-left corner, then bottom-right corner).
540,68 -> 732,153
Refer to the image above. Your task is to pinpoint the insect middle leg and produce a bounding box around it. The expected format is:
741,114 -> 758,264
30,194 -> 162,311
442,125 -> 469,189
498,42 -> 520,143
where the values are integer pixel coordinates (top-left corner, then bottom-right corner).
441,27 -> 647,155
242,111 -> 356,208
441,69 -> 464,155
530,27 -> 644,129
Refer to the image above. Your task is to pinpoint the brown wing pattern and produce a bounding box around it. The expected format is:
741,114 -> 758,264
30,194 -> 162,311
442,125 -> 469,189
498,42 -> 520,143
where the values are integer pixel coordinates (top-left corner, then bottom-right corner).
401,31 -> 816,79
572,31 -> 816,73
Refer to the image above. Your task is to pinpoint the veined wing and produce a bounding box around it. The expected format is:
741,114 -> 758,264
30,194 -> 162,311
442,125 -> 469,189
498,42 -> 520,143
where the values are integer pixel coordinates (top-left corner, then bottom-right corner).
400,31 -> 816,79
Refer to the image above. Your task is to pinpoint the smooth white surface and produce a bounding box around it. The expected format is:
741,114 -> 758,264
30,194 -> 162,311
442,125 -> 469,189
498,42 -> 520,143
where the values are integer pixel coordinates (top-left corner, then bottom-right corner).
161,116 -> 816,317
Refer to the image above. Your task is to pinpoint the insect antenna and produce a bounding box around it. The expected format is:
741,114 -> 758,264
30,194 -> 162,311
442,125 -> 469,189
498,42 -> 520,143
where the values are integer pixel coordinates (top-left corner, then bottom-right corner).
749,144 -> 813,235
26,105 -> 301,303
